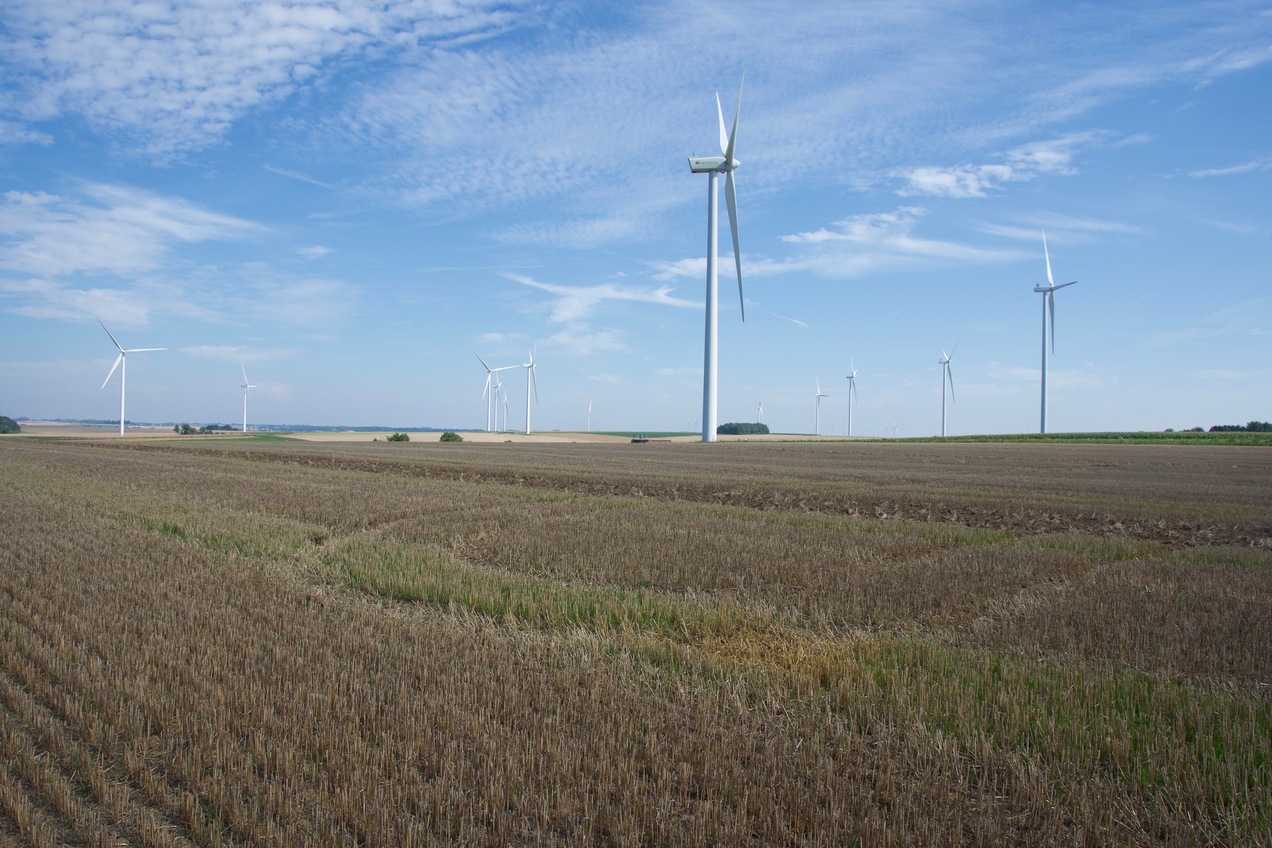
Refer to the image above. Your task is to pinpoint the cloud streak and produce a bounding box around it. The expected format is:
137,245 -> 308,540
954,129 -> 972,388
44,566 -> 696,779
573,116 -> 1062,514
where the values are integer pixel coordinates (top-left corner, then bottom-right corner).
0,184 -> 262,278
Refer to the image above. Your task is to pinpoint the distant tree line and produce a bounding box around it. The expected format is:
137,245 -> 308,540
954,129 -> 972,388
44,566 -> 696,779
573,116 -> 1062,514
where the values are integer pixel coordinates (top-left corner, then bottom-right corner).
173,423 -> 235,434
1208,421 -> 1272,433
716,422 -> 770,436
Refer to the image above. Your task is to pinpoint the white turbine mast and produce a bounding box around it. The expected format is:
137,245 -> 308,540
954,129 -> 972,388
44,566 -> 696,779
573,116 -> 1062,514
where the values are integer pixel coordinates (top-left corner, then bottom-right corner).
587,399 -> 592,432
845,358 -> 858,437
688,74 -> 745,443
938,343 -> 958,437
240,365 -> 258,433
756,398 -> 763,424
814,379 -> 829,435
523,349 -> 538,435
1034,230 -> 1077,434
98,319 -> 165,437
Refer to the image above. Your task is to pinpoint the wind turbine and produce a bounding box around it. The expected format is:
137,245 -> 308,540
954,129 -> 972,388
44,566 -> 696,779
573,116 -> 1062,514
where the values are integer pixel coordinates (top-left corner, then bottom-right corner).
756,399 -> 763,424
1034,231 -> 1077,434
477,354 -> 517,432
688,75 -> 745,443
938,344 -> 957,437
845,358 -> 858,437
522,349 -> 538,435
240,365 -> 257,433
813,380 -> 829,435
587,399 -> 593,432
98,319 -> 165,437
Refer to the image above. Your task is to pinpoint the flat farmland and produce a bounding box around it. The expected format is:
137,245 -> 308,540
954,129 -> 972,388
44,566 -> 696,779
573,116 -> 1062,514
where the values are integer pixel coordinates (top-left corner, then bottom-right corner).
1,437 -> 1269,846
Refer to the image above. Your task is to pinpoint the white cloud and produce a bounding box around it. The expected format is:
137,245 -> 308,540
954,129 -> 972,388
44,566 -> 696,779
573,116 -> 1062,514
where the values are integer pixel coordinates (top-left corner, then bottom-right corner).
1,0 -> 527,160
775,207 -> 1027,280
895,132 -> 1110,198
1190,156 -> 1272,178
505,273 -> 697,323
0,184 -> 262,278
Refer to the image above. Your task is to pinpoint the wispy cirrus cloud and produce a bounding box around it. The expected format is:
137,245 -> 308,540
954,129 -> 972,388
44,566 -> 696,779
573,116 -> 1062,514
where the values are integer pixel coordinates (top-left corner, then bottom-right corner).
0,0 -> 528,161
774,207 -> 1026,280
894,132 -> 1117,198
1190,156 -> 1272,178
0,183 -> 262,278
504,273 -> 697,323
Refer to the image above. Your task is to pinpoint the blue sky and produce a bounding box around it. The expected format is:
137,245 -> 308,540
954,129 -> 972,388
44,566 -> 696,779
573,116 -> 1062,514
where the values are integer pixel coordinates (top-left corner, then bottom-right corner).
1,1 -> 1269,436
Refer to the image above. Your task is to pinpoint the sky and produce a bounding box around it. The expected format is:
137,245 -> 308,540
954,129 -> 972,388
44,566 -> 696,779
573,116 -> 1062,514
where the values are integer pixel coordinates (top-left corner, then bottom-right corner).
1,1 -> 1269,437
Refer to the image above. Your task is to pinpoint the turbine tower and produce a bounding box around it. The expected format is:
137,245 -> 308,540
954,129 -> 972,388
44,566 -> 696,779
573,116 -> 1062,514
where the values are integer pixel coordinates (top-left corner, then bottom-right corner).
845,358 -> 858,437
587,399 -> 592,432
1034,231 -> 1077,434
813,380 -> 829,435
688,75 -> 745,443
938,344 -> 957,437
522,349 -> 538,435
756,398 -> 763,424
240,365 -> 257,433
98,319 -> 165,437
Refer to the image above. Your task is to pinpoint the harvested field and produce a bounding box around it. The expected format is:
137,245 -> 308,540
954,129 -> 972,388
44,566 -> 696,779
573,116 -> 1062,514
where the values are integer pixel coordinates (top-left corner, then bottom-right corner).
1,437 -> 1269,846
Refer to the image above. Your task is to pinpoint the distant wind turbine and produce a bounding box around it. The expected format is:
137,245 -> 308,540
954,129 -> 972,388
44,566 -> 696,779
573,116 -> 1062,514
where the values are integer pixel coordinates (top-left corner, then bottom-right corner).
756,398 -> 763,424
688,75 -> 746,443
240,365 -> 257,433
813,379 -> 829,435
938,343 -> 957,437
845,358 -> 858,437
523,349 -> 538,435
98,319 -> 165,437
587,399 -> 592,432
1034,231 -> 1077,434
477,354 -> 517,432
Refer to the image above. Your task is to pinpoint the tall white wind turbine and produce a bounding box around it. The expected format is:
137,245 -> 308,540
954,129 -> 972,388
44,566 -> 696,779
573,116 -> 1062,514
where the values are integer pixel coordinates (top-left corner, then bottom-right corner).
756,399 -> 763,424
688,75 -> 745,443
587,399 -> 592,432
938,344 -> 957,437
845,358 -> 858,437
523,349 -> 538,436
240,365 -> 258,433
813,380 -> 829,435
1034,231 -> 1077,434
98,319 -> 165,437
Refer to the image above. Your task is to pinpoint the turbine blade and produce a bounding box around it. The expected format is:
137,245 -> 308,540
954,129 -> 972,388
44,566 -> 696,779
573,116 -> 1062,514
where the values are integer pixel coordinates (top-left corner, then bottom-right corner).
725,169 -> 743,321
948,365 -> 956,403
531,366 -> 539,403
476,353 -> 492,372
1043,230 -> 1054,286
98,318 -> 125,354
101,353 -> 122,389
717,93 -> 729,154
242,364 -> 249,384
723,73 -> 743,165
126,347 -> 165,353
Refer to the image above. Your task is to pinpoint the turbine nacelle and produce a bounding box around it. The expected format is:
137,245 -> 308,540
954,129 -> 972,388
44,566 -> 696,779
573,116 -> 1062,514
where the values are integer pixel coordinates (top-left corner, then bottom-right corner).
688,156 -> 740,173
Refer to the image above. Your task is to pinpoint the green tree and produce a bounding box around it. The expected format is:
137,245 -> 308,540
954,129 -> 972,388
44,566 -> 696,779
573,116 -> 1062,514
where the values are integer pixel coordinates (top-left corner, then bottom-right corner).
439,431 -> 463,442
387,432 -> 410,442
0,416 -> 20,434
716,422 -> 770,436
